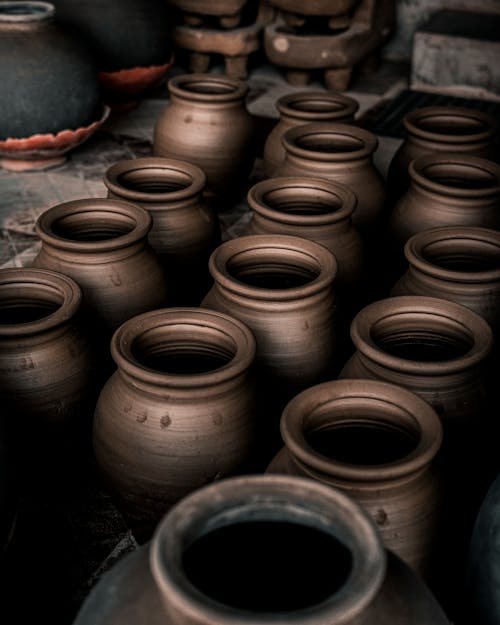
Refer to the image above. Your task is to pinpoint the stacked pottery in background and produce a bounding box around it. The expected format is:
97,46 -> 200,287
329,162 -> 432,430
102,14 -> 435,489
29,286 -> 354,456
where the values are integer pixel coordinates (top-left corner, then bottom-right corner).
51,0 -> 174,108
103,157 -> 220,305
0,1 -> 107,171
72,475 -> 449,625
153,72 -> 256,209
267,379 -> 443,582
386,106 -> 499,205
201,234 -> 339,463
93,307 -> 258,533
262,89 -> 359,177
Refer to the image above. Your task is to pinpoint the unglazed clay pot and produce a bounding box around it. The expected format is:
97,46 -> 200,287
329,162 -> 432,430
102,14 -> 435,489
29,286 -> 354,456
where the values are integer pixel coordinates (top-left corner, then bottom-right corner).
277,122 -> 385,233
153,73 -> 256,207
93,307 -> 258,525
201,234 -> 339,461
391,226 -> 500,334
262,90 -> 359,177
267,379 -> 443,580
72,475 -> 449,625
31,198 -> 169,331
51,0 -> 173,103
245,176 -> 364,294
0,268 -> 95,483
103,157 -> 220,305
339,294 -> 495,613
0,2 -> 100,141
387,106 -> 499,203
389,153 -> 500,254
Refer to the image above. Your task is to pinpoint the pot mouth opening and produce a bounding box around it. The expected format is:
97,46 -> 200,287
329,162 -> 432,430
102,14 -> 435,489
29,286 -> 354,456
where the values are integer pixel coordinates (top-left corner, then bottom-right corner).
51,210 -> 137,242
420,237 -> 500,274
280,92 -> 358,120
227,253 -> 321,289
181,518 -> 353,612
305,421 -> 419,466
416,161 -> 500,193
170,74 -> 247,102
370,319 -> 474,362
116,168 -> 192,195
178,79 -> 237,96
262,186 -> 344,216
0,283 -> 63,325
412,112 -> 491,138
0,1 -> 54,21
295,131 -> 365,154
130,327 -> 237,375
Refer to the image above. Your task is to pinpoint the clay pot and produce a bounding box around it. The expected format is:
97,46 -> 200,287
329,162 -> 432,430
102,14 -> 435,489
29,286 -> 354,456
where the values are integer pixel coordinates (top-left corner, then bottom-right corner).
93,307 -> 258,525
0,267 -> 95,482
245,176 -> 363,293
267,378 -> 443,579
51,0 -> 173,104
387,106 -> 499,204
391,226 -> 500,334
72,475 -> 449,624
103,157 -> 220,305
262,90 -> 359,176
389,153 -> 500,255
277,122 -> 385,233
465,471 -> 500,625
153,73 -> 256,207
31,198 -> 169,331
0,2 -> 100,141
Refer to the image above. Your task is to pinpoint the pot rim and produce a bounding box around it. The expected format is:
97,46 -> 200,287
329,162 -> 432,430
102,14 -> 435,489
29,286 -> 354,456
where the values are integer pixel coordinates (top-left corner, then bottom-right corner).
405,226 -> 500,284
111,307 -> 256,388
276,90 -> 359,122
282,122 -> 378,163
168,73 -> 248,103
0,267 -> 81,337
208,234 -> 337,302
103,157 -> 207,204
150,474 -> 386,625
35,198 -> 152,253
403,106 -> 498,144
0,1 -> 54,22
350,295 -> 493,375
280,378 -> 443,482
247,176 -> 357,227
409,152 -> 500,199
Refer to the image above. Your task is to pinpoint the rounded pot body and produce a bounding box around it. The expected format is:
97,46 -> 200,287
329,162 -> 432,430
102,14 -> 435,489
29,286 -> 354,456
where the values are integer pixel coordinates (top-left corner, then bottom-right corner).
73,476 -> 449,625
387,106 -> 499,203
267,378 -> 443,579
0,1 -> 101,140
31,198 -> 169,331
104,157 -> 220,305
51,0 -> 173,72
245,176 -> 364,293
391,226 -> 500,334
153,73 -> 256,206
263,90 -> 359,177
277,122 -> 386,233
93,307 -> 258,523
389,153 -> 500,252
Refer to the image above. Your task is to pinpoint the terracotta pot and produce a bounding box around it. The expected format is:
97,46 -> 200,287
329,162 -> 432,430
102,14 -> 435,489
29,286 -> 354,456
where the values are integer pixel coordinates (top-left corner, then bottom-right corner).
389,153 -> 500,254
201,234 -> 339,461
387,106 -> 499,204
466,471 -> 500,625
245,176 -> 363,293
93,307 -> 258,525
103,157 -> 220,305
267,378 -> 443,579
262,90 -> 359,176
153,73 -> 256,207
31,198 -> 169,331
72,475 -> 449,624
0,2 -> 100,140
51,0 -> 173,103
276,122 -> 385,233
391,226 -> 500,334
0,267 -> 95,484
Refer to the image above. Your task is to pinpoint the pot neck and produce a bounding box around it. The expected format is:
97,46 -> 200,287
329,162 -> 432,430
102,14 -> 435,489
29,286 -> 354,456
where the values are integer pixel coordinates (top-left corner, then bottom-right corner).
0,1 -> 54,29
